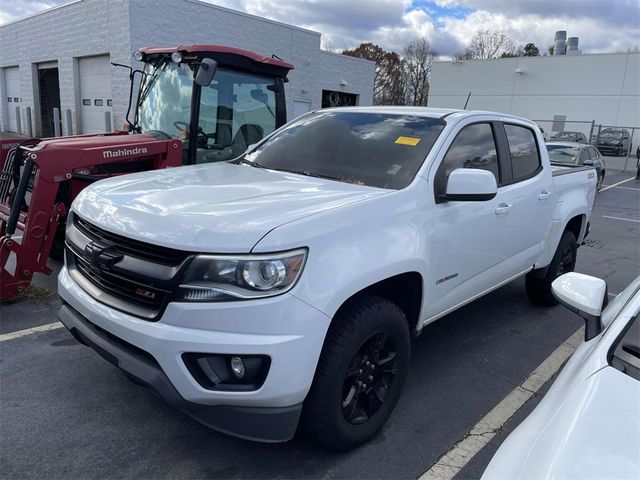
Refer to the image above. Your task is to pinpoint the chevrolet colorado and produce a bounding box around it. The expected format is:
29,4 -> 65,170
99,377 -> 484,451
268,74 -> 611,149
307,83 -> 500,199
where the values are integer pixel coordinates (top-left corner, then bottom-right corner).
57,107 -> 597,450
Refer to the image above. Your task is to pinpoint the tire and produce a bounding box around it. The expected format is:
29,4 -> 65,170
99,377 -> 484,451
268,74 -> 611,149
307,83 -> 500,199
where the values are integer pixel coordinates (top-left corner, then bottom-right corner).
596,172 -> 604,191
48,225 -> 66,261
526,230 -> 577,305
301,295 -> 411,451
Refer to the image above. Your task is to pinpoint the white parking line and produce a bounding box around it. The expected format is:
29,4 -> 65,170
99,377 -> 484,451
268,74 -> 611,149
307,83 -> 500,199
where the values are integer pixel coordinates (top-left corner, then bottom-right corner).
608,185 -> 640,191
420,327 -> 584,480
0,322 -> 64,342
602,215 -> 640,223
600,176 -> 636,192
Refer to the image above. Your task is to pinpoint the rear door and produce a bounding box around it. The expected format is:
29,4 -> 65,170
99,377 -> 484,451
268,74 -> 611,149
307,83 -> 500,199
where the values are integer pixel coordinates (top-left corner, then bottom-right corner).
498,122 -> 553,265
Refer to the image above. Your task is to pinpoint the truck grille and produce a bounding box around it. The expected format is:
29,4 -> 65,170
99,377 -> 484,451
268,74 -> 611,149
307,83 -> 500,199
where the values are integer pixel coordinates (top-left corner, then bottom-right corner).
66,214 -> 193,320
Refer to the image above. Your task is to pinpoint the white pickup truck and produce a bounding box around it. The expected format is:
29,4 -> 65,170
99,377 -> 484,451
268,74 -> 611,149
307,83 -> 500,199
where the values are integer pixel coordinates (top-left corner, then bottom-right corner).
58,107 -> 596,450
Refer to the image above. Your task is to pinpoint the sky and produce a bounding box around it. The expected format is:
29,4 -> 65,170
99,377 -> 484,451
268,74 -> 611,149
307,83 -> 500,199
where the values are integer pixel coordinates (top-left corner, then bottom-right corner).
1,0 -> 639,56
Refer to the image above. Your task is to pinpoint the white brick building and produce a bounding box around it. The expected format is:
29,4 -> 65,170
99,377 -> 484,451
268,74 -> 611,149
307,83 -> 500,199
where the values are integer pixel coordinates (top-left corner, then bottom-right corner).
0,0 -> 374,136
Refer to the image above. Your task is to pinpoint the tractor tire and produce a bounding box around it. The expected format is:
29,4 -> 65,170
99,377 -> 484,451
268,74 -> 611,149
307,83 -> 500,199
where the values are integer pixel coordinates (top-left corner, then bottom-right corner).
301,295 -> 410,451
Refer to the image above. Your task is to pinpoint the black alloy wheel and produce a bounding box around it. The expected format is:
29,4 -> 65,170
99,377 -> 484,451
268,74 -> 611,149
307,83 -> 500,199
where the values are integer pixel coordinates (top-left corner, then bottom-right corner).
342,331 -> 398,425
302,295 -> 410,451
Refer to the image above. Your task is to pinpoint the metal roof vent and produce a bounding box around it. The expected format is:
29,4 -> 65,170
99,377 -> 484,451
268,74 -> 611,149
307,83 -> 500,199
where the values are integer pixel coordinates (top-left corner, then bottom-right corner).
553,30 -> 567,55
566,37 -> 581,55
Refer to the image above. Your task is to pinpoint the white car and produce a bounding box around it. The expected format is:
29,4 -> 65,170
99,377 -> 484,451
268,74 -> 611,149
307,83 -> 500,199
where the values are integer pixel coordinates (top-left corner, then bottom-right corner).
58,107 -> 596,450
483,272 -> 640,479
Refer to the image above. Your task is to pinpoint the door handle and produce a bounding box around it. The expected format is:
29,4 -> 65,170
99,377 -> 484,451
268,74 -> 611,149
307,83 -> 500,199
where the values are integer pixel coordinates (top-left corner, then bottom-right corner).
495,203 -> 512,215
538,191 -> 552,200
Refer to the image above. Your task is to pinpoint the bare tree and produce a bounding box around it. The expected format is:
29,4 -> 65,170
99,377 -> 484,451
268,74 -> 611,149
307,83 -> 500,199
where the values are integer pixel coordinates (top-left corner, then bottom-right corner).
321,34 -> 335,52
454,49 -> 475,61
403,37 -> 437,106
464,29 -> 513,60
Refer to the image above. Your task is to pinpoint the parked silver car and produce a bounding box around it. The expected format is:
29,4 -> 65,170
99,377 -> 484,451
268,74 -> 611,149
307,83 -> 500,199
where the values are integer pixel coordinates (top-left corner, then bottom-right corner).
550,131 -> 588,143
546,141 -> 606,190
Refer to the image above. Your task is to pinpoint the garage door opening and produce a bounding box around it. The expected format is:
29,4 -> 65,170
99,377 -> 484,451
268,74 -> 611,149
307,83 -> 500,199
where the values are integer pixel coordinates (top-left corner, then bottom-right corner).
37,64 -> 61,137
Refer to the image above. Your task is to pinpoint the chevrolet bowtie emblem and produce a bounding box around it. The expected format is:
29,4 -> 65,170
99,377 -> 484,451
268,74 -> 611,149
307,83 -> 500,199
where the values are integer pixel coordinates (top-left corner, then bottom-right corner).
83,241 -> 123,268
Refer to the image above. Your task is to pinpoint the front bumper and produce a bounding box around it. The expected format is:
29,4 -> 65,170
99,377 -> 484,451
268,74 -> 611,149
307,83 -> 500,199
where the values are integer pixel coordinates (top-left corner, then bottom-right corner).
596,144 -> 621,154
58,266 -> 331,442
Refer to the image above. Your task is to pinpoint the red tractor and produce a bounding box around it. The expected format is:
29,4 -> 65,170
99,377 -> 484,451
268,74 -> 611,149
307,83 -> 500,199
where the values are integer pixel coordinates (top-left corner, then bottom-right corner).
0,45 -> 293,300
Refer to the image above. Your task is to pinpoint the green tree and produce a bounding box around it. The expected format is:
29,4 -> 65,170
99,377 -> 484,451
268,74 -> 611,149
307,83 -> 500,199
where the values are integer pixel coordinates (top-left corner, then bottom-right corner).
523,43 -> 540,56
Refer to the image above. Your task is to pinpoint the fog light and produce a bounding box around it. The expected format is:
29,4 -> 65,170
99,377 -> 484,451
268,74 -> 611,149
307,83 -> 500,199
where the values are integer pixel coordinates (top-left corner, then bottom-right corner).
230,356 -> 245,379
171,51 -> 183,63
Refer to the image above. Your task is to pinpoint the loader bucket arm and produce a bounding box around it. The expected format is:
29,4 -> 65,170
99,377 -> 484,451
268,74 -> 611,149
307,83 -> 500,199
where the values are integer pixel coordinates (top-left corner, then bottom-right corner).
0,136 -> 182,301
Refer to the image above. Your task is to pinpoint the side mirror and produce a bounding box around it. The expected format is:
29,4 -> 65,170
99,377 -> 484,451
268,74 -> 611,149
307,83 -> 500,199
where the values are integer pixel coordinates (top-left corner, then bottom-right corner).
583,159 -> 594,166
444,168 -> 497,202
552,272 -> 608,341
195,58 -> 217,87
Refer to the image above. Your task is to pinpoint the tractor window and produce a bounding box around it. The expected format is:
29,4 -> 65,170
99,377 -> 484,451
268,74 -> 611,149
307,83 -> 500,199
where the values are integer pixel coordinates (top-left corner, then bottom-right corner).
196,68 -> 277,164
137,61 -> 193,138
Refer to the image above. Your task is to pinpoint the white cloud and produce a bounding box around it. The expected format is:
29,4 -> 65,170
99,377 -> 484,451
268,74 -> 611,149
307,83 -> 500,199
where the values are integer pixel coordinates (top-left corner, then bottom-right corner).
1,0 -> 638,55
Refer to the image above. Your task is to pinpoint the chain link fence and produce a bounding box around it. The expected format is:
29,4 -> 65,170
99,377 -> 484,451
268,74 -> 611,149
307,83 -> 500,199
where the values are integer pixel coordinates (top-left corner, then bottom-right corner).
533,118 -> 639,172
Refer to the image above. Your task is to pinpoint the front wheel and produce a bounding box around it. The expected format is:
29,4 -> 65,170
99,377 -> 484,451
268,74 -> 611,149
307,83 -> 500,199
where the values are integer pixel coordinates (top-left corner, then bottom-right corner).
525,230 -> 577,305
301,295 -> 411,451
596,172 -> 604,191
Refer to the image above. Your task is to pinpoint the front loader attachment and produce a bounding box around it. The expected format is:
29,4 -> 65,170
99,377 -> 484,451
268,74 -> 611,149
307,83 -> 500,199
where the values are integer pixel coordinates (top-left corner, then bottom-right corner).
0,143 -> 64,300
0,134 -> 183,301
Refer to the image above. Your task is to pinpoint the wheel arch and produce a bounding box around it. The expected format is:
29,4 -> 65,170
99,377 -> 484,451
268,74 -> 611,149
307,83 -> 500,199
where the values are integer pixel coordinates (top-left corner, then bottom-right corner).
333,272 -> 424,336
531,213 -> 585,278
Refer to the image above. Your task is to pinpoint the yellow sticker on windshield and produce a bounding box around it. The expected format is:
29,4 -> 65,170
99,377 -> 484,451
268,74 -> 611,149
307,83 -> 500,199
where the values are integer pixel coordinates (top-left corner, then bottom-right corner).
395,136 -> 420,146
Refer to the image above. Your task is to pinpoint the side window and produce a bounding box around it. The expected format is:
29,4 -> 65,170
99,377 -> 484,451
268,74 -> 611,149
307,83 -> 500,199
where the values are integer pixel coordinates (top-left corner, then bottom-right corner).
504,124 -> 541,181
436,123 -> 499,195
588,147 -> 599,159
578,148 -> 590,164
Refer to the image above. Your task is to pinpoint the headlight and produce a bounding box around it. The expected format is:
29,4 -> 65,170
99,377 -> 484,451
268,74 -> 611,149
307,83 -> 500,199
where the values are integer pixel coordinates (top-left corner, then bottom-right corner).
176,249 -> 307,302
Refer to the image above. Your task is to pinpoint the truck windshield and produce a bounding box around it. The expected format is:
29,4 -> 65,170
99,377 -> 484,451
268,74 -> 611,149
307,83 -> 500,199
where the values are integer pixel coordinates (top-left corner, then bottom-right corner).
137,60 -> 278,163
243,111 -> 445,190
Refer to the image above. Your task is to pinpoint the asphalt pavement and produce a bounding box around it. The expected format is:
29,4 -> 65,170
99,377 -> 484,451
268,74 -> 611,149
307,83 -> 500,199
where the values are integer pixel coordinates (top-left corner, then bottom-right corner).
1,160 -> 638,479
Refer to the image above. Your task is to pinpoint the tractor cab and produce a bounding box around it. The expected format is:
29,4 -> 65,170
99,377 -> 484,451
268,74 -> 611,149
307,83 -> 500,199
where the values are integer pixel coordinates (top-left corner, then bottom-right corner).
131,45 -> 292,165
0,45 -> 292,301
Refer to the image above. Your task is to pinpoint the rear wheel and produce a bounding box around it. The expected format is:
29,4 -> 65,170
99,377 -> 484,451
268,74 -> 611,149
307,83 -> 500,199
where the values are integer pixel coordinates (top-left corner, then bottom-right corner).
302,295 -> 410,451
596,172 -> 604,191
526,230 -> 577,305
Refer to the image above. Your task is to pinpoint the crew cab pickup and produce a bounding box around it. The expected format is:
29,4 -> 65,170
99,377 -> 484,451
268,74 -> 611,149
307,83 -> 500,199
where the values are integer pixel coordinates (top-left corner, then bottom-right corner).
57,107 -> 597,450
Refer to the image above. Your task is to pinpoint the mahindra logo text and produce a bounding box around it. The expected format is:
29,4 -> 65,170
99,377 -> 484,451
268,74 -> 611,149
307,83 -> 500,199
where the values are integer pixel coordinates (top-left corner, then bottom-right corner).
102,147 -> 148,158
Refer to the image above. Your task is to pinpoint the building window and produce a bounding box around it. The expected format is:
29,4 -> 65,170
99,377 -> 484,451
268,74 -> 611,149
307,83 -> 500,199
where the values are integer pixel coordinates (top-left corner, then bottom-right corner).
321,90 -> 358,108
82,99 -> 91,106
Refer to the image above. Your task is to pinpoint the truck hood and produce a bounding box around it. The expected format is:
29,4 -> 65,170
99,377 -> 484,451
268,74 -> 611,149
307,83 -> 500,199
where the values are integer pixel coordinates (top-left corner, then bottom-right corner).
73,162 -> 388,252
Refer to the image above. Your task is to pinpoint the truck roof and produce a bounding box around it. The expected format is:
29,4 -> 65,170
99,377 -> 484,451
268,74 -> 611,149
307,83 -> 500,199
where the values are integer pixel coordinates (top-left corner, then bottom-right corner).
316,106 -> 538,124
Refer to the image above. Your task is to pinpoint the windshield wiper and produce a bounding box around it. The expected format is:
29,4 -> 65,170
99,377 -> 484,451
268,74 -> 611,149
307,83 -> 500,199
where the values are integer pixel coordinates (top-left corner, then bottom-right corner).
237,158 -> 267,168
274,169 -> 343,182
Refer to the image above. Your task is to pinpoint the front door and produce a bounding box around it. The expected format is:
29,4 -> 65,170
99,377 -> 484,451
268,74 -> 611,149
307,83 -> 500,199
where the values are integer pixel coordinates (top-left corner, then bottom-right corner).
424,121 -> 524,320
